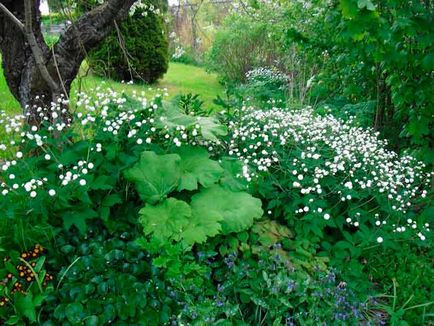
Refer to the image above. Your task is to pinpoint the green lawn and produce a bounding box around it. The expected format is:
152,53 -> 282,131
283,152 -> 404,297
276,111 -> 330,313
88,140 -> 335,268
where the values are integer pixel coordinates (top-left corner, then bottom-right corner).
0,65 -> 21,115
0,62 -> 224,115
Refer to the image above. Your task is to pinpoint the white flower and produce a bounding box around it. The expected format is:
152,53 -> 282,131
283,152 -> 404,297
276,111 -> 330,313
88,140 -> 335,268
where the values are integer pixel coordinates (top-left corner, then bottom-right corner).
79,179 -> 87,186
324,213 -> 330,220
48,189 -> 56,196
377,237 -> 383,243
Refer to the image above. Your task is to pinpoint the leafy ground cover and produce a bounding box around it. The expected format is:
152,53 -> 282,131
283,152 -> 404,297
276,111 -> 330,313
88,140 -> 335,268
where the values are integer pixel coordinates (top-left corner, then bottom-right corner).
0,83 -> 432,324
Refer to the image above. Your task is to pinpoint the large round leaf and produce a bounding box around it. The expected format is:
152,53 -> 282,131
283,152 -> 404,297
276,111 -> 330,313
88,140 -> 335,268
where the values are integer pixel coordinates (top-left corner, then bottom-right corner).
191,186 -> 263,234
175,146 -> 224,191
139,198 -> 191,241
181,210 -> 223,245
124,151 -> 181,204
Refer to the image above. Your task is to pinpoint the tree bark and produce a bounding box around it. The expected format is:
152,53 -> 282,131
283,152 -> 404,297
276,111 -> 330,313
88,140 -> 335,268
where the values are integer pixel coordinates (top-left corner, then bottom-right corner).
0,0 -> 137,125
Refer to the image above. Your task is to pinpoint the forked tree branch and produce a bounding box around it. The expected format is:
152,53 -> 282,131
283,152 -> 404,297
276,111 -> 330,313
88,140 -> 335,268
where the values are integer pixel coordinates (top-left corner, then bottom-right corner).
23,0 -> 60,94
1,1 -> 60,95
0,0 -> 140,120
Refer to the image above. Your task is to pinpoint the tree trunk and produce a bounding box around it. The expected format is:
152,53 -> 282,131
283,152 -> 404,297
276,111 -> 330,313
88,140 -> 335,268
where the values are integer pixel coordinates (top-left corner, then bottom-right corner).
0,0 -> 137,125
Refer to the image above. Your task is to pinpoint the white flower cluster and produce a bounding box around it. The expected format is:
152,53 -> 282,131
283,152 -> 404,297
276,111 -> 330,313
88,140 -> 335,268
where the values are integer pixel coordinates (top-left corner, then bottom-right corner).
0,110 -> 24,134
228,105 -> 432,241
0,156 -> 93,198
1,176 -> 48,197
172,46 -> 186,60
245,67 -> 289,85
129,0 -> 161,16
59,160 -> 93,187
73,87 -> 221,150
1,86 -> 222,202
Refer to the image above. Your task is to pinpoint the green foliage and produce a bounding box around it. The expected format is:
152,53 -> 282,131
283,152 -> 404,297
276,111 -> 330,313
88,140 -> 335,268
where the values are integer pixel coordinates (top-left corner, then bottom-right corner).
206,14 -> 282,83
0,78 -> 432,325
365,244 -> 434,324
171,48 -> 200,66
140,198 -> 192,241
291,0 -> 434,164
174,93 -> 207,117
139,197 -> 223,246
210,0 -> 434,165
221,100 -> 433,323
156,104 -> 228,142
45,229 -> 173,325
0,246 -> 53,324
147,221 -> 380,325
87,5 -> 169,83
124,151 -> 181,204
43,34 -> 60,48
236,67 -> 289,107
191,186 -> 263,234
126,147 -> 263,246
175,146 -> 223,191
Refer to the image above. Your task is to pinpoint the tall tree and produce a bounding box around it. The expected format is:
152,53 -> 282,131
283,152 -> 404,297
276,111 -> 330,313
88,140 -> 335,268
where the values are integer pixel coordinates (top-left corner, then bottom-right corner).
0,0 -> 138,124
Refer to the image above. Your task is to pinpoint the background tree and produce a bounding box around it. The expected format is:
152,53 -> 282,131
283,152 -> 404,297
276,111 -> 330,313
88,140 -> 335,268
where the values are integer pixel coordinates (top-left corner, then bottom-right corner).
0,0 -> 138,124
87,0 -> 169,83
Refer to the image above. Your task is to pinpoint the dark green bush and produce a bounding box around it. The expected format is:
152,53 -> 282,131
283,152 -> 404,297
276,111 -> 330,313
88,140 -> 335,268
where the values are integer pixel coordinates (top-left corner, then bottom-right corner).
87,6 -> 169,84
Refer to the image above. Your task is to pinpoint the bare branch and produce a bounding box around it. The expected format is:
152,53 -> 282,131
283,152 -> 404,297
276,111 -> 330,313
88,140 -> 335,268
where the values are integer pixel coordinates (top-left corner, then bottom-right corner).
0,3 -> 24,32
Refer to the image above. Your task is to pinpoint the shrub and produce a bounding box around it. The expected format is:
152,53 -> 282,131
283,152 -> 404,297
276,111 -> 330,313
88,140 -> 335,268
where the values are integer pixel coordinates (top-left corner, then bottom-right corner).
205,14 -> 282,83
239,67 -> 289,105
221,102 -> 433,298
87,3 -> 169,84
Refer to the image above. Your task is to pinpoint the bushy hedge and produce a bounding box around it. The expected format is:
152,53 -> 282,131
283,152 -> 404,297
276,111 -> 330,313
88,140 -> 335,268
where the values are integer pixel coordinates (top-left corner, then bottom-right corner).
87,3 -> 169,84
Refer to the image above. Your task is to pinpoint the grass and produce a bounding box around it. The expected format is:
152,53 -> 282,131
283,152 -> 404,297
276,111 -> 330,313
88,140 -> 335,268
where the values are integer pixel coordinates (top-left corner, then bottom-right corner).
0,62 -> 224,115
0,65 -> 21,115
